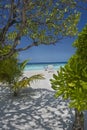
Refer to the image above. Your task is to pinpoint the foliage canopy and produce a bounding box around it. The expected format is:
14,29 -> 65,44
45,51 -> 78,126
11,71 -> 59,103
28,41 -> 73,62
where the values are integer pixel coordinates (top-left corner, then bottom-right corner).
50,25 -> 87,111
1,0 -> 86,60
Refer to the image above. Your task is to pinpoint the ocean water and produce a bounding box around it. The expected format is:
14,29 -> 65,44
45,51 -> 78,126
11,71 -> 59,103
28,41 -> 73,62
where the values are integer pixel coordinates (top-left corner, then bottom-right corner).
24,62 -> 67,71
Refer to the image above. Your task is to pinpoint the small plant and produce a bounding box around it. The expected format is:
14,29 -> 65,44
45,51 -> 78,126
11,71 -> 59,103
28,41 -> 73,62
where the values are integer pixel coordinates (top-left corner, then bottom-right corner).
12,73 -> 44,96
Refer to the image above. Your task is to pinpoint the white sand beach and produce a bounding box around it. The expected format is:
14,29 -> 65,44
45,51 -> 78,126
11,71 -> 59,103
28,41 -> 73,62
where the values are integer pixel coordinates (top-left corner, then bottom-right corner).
0,70 -> 87,130
23,70 -> 57,90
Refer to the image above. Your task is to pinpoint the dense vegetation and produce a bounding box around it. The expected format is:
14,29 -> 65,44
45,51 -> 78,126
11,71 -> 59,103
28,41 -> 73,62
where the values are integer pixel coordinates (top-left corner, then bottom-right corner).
0,54 -> 44,96
50,25 -> 87,130
1,0 -> 85,60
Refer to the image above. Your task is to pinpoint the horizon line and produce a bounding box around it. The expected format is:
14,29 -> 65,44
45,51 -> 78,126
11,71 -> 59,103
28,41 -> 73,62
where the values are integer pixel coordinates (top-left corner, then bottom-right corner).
26,61 -> 67,64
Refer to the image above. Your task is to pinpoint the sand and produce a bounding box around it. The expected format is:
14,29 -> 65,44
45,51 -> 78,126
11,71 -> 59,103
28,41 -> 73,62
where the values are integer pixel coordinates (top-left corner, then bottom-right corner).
0,70 -> 87,130
23,70 -> 57,90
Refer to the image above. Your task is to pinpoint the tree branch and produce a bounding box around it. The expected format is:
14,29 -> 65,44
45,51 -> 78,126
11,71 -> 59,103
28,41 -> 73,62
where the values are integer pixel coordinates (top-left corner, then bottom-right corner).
0,41 -> 35,61
0,0 -> 16,45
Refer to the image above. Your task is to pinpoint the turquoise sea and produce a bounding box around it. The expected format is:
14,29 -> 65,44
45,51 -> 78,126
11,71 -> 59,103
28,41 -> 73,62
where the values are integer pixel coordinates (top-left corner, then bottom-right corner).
24,62 -> 67,71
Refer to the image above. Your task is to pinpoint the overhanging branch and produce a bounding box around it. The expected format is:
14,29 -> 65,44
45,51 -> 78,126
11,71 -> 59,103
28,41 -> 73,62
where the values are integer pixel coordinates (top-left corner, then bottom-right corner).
0,41 -> 38,61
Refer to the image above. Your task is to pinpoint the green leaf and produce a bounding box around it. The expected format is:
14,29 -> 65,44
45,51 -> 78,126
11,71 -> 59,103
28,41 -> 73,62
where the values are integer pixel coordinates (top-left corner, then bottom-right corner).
54,90 -> 63,98
20,59 -> 29,70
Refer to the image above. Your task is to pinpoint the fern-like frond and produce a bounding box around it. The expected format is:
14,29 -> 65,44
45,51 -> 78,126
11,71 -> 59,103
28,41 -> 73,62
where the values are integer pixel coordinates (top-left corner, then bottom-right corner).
19,59 -> 29,71
13,74 -> 45,90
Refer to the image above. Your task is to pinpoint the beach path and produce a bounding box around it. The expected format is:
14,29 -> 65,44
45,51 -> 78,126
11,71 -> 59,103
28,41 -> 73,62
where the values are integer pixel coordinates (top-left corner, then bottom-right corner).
0,70 -> 87,130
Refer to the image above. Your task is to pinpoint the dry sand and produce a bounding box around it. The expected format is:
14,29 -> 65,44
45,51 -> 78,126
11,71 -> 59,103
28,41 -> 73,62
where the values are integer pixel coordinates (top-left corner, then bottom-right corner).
23,70 -> 57,90
0,70 -> 87,130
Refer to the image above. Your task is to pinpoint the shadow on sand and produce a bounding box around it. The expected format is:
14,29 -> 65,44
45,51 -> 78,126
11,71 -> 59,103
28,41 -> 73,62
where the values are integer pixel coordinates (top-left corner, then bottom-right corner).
0,86 -> 79,130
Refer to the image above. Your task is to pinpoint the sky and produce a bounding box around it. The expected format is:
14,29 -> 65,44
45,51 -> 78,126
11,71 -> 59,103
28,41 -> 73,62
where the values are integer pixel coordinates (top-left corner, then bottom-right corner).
19,9 -> 87,63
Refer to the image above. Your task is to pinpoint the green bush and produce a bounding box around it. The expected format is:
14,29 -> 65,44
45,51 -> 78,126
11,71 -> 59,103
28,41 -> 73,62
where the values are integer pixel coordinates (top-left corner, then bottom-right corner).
50,25 -> 87,130
50,25 -> 87,111
0,54 -> 44,96
0,54 -> 22,84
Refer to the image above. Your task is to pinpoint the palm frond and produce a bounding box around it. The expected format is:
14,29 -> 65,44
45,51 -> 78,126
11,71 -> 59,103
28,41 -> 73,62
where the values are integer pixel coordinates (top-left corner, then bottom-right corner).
20,59 -> 29,71
28,74 -> 45,82
12,74 -> 45,90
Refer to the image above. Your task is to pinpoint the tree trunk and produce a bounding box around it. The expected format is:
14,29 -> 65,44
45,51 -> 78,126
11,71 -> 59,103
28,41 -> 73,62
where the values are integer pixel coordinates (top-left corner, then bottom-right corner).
72,108 -> 84,130
13,91 -> 18,96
